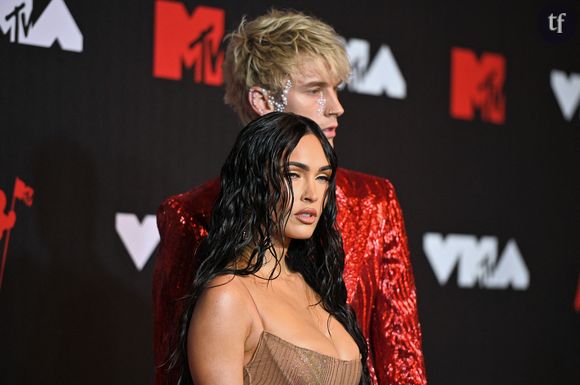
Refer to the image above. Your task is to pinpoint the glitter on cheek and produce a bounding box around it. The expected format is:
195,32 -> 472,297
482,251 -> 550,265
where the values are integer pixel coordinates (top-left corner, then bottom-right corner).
267,79 -> 293,112
316,92 -> 327,116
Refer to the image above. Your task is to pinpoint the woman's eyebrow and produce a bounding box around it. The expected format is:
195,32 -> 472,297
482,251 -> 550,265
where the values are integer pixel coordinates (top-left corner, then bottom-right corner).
289,162 -> 332,172
288,161 -> 309,171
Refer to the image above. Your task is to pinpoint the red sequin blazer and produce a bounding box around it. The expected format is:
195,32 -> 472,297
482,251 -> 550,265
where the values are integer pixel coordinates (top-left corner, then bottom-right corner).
153,168 -> 427,385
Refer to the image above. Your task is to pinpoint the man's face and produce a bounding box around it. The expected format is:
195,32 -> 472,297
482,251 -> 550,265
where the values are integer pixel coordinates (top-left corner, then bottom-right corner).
285,58 -> 345,147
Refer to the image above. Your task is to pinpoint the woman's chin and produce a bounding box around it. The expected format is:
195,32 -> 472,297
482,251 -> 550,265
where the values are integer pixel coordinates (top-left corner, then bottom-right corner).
285,230 -> 316,240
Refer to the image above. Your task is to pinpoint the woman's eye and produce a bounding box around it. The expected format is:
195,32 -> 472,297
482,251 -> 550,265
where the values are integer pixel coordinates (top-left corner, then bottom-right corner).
307,88 -> 321,94
317,175 -> 330,182
287,172 -> 300,179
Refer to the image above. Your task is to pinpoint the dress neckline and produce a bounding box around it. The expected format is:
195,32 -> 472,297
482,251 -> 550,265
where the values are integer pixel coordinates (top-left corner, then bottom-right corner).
245,330 -> 361,367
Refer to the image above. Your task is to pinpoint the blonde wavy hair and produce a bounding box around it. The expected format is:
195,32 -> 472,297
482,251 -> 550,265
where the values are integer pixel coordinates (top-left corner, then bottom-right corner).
223,9 -> 351,124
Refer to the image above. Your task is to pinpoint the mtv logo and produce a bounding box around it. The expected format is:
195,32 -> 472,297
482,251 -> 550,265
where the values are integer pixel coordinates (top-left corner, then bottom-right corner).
153,1 -> 224,86
423,233 -> 530,290
450,47 -> 505,124
0,0 -> 83,52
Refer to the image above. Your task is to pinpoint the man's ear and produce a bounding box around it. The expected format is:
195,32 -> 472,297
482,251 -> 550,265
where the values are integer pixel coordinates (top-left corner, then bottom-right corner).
248,86 -> 274,116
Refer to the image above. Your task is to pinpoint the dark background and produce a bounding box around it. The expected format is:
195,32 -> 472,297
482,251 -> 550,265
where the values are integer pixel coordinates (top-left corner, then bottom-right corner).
1,1 -> 578,384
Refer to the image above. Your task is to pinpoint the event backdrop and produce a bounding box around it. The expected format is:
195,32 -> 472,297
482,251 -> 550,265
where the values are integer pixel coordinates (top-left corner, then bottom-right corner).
1,1 -> 579,384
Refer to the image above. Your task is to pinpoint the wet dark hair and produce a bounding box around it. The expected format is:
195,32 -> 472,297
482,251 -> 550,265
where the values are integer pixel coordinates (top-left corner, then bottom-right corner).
170,112 -> 369,385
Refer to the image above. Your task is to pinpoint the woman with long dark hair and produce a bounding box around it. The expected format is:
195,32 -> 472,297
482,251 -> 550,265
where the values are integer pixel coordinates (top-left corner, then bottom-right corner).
171,112 -> 370,385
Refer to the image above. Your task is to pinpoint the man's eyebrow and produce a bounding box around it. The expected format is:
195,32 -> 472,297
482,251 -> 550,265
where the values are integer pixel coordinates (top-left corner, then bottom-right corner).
299,80 -> 343,89
289,162 -> 332,172
300,81 -> 328,87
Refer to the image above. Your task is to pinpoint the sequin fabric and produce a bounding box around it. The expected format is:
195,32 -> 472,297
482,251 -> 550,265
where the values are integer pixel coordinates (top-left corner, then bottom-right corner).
153,168 -> 427,385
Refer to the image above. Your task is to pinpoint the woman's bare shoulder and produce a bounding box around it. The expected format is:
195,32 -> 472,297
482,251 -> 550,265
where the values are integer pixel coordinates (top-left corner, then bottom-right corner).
188,274 -> 255,385
195,274 -> 252,315
188,275 -> 254,354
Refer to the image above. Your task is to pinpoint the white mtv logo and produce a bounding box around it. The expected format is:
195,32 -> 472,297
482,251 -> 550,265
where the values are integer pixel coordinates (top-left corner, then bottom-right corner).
423,233 -> 530,290
345,38 -> 406,98
115,213 -> 160,271
551,70 -> 580,121
0,0 -> 83,52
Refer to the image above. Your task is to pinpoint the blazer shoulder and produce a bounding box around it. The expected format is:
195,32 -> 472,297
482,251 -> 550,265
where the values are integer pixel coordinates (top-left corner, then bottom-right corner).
157,178 -> 220,226
336,167 -> 397,202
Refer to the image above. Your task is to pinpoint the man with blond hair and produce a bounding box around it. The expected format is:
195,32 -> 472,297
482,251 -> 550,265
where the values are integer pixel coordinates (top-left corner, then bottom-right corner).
154,9 -> 427,385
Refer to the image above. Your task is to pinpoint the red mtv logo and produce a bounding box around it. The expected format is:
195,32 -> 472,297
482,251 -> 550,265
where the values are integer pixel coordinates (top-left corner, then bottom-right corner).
450,47 -> 506,124
0,177 -> 34,289
153,1 -> 224,86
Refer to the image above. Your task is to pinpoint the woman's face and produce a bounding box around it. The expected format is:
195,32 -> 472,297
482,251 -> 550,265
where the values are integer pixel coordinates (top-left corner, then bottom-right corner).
283,133 -> 332,241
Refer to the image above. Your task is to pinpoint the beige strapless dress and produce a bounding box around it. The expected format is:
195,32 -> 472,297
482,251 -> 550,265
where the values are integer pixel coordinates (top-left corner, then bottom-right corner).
243,331 -> 362,385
